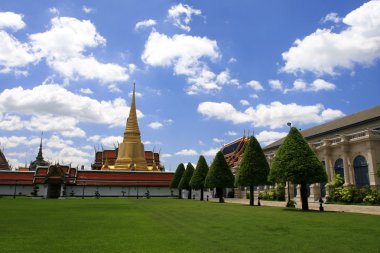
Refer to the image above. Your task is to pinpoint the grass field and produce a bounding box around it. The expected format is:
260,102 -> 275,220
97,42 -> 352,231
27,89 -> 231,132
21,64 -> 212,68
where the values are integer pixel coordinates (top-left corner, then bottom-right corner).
0,197 -> 379,253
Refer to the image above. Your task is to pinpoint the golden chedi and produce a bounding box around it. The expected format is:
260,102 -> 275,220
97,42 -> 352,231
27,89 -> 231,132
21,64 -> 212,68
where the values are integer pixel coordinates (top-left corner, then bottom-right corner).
113,84 -> 148,171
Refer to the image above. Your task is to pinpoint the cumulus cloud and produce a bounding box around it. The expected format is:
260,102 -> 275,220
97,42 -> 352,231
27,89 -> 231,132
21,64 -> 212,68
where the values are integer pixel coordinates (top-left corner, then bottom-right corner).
0,31 -> 36,74
212,138 -> 224,143
99,136 -> 123,148
282,1 -> 380,75
148,121 -> 163,129
255,130 -> 287,146
225,131 -> 238,136
161,153 -> 172,158
82,6 -> 93,14
247,80 -> 264,91
240,99 -> 249,106
175,149 -> 198,156
0,113 -> 24,131
269,80 -> 283,91
0,84 -> 143,136
201,147 -> 220,157
198,101 -> 344,129
135,19 -> 157,30
321,12 -> 342,24
284,79 -> 336,93
142,30 -> 234,94
0,12 -> 26,31
79,88 -> 93,94
167,3 -> 201,32
29,17 -> 131,83
48,7 -> 59,15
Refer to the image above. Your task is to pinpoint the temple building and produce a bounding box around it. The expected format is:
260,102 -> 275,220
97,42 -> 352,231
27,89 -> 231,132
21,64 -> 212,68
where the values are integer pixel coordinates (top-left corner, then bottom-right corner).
91,84 -> 163,171
29,135 -> 50,171
221,105 -> 380,200
0,149 -> 10,170
0,84 -> 174,198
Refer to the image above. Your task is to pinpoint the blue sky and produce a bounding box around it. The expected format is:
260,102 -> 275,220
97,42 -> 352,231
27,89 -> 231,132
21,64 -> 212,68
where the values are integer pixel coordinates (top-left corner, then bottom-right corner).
0,1 -> 379,171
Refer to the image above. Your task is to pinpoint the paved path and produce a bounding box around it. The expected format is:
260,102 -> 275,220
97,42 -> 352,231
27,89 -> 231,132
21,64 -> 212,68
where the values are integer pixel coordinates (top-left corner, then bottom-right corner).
210,198 -> 380,216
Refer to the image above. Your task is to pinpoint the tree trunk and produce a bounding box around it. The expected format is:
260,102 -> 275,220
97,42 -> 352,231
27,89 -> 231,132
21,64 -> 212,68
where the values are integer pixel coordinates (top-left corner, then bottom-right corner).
300,182 -> 309,211
188,189 -> 192,199
287,181 -> 291,202
178,188 -> 182,199
249,184 -> 254,206
200,188 -> 204,201
217,188 -> 224,203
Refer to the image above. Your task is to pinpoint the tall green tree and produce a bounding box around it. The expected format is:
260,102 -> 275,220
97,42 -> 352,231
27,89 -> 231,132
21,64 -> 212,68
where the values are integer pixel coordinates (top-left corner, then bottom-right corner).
190,155 -> 209,201
179,163 -> 195,199
170,163 -> 185,199
236,136 -> 269,206
205,151 -> 234,203
269,127 -> 327,211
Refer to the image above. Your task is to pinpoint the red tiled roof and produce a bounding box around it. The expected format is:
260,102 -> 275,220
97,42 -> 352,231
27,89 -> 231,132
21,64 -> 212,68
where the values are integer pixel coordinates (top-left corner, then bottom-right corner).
0,171 -> 34,185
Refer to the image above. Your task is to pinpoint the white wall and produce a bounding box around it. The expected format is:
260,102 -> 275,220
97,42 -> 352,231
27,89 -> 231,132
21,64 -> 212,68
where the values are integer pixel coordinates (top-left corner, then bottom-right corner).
0,185 -> 33,196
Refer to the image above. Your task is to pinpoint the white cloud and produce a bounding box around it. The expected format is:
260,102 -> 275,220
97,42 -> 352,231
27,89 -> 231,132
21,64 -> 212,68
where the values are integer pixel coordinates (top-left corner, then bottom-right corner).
148,121 -> 163,129
128,91 -> 142,97
26,115 -> 86,137
82,6 -> 93,14
167,3 -> 201,32
197,102 -> 252,124
175,149 -> 198,156
0,31 -> 36,74
0,136 -> 27,148
284,79 -> 336,93
282,1 -> 380,75
108,84 -> 122,93
29,17 -> 131,83
240,99 -> 249,106
269,80 -> 283,91
135,19 -> 157,31
0,12 -> 26,31
142,31 -> 230,94
79,88 -> 93,94
48,7 -> 59,15
247,80 -> 264,91
201,147 -> 220,157
249,94 -> 259,99
198,101 -> 344,129
100,136 -> 123,148
87,135 -> 101,142
0,84 -> 143,137
161,153 -> 172,158
0,113 -> 24,130
228,57 -> 237,64
225,131 -> 238,136
321,12 -> 341,24
255,130 -> 287,147
212,138 -> 224,143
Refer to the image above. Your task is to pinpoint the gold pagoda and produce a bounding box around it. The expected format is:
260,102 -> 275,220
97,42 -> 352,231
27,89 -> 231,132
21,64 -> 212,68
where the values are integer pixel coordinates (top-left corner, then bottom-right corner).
112,84 -> 148,171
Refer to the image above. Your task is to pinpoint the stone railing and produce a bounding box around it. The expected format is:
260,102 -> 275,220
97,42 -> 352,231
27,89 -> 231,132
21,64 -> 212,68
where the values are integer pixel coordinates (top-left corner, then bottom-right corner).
310,128 -> 380,149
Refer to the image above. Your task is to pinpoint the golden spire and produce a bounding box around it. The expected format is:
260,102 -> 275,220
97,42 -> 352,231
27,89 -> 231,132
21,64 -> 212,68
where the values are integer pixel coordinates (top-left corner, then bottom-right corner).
123,83 -> 141,141
113,83 -> 147,171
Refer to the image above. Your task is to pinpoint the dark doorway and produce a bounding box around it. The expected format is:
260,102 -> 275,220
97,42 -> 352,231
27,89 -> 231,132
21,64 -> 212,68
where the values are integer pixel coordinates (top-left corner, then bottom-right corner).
354,155 -> 370,188
47,184 -> 61,198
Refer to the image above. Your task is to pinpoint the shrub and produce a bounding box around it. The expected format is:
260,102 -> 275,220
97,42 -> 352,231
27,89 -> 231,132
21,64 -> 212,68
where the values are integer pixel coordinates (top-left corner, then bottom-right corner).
227,191 -> 234,198
246,192 -> 250,199
286,200 -> 296,208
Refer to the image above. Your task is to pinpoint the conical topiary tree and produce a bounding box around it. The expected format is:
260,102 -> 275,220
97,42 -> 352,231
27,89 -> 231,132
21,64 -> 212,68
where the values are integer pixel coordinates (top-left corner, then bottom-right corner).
269,127 -> 327,211
179,163 -> 195,199
205,151 -> 234,203
170,163 -> 185,199
190,155 -> 209,201
236,136 -> 270,206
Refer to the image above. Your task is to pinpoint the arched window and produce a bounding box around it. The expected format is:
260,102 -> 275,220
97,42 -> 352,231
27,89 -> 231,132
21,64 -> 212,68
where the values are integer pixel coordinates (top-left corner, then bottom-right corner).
334,158 -> 344,181
354,155 -> 370,188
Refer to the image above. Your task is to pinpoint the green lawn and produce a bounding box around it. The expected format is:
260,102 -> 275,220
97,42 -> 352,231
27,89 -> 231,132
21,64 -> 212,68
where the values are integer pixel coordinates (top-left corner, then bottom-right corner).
0,197 -> 379,253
